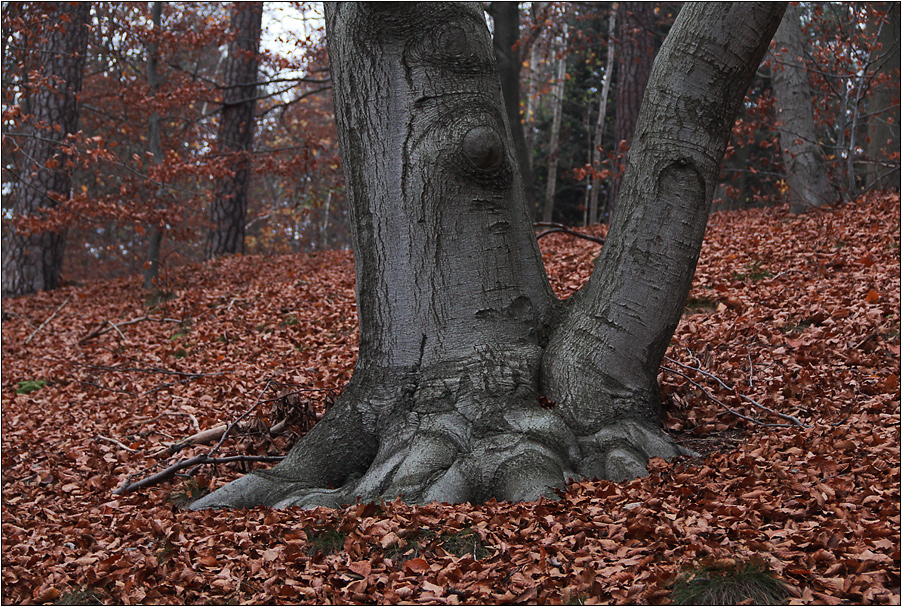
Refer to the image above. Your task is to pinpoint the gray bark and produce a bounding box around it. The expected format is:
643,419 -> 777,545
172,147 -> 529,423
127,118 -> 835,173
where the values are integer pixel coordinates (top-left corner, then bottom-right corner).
542,24 -> 567,223
205,2 -> 262,259
144,1 -> 165,289
2,2 -> 91,297
771,3 -> 836,213
487,2 -> 535,206
192,2 -> 786,511
605,2 -> 655,221
866,3 -> 901,190
587,6 -> 617,226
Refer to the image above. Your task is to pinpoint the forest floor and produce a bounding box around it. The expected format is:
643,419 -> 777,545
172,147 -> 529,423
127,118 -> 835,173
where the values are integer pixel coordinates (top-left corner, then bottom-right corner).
2,191 -> 900,605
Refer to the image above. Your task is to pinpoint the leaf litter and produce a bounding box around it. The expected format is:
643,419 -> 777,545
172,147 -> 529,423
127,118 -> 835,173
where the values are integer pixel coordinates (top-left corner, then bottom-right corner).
2,192 -> 899,604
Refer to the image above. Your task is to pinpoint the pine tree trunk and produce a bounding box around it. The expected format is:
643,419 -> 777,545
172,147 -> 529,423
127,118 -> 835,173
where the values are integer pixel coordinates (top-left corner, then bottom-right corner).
205,2 -> 263,259
2,2 -> 91,297
771,3 -> 836,213
605,2 -> 655,221
192,2 -> 786,511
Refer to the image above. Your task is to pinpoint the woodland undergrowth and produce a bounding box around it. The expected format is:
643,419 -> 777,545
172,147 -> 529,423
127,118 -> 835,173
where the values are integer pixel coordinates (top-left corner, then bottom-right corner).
1,192 -> 899,604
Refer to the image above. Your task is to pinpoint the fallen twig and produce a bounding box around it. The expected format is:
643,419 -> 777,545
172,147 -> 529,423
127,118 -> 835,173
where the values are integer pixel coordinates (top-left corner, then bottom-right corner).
152,424 -> 232,457
25,296 -> 71,344
95,435 -> 138,453
134,410 -> 200,431
112,454 -> 284,495
78,315 -> 181,344
664,355 -> 807,427
661,366 -> 795,428
534,222 -> 606,245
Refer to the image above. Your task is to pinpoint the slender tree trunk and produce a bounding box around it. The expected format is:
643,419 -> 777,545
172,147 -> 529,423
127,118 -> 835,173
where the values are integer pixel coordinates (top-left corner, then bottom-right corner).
867,3 -> 901,190
2,2 -> 91,297
487,2 -> 535,206
192,2 -> 786,511
144,1 -> 165,289
587,5 -> 617,226
605,2 -> 655,221
771,3 -> 836,213
542,24 -> 568,223
205,2 -> 263,259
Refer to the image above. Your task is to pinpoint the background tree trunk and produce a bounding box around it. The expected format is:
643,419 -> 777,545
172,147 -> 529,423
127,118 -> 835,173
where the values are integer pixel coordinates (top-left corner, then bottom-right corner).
866,2 -> 901,190
587,5 -> 616,226
771,3 -> 836,213
144,1 -> 165,289
487,2 -> 535,207
205,2 -> 263,259
605,2 -> 655,221
2,2 -> 91,297
192,1 -> 786,511
542,24 -> 568,223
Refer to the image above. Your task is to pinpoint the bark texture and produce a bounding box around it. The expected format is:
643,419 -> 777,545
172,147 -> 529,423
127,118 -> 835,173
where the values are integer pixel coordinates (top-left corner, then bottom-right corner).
771,3 -> 836,213
866,3 -> 901,190
605,2 -> 655,221
2,2 -> 91,297
487,2 -> 535,205
205,2 -> 262,259
542,25 -> 568,223
192,2 -> 786,511
587,6 -> 616,226
144,1 -> 165,289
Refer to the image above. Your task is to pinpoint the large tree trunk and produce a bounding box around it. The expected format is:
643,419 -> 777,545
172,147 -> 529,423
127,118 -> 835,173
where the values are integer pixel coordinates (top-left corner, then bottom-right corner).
487,2 -> 535,207
866,3 -> 901,190
192,2 -> 786,511
605,2 -> 655,222
1,2 -> 91,297
771,3 -> 836,213
205,2 -> 262,259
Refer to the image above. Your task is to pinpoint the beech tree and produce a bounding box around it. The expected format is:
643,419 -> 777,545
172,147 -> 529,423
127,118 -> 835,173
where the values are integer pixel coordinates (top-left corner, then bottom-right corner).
771,3 -> 836,214
192,2 -> 786,510
205,2 -> 263,259
2,2 -> 91,297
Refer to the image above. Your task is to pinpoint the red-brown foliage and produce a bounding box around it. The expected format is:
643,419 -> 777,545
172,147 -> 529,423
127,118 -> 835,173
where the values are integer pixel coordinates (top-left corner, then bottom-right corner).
2,192 -> 899,604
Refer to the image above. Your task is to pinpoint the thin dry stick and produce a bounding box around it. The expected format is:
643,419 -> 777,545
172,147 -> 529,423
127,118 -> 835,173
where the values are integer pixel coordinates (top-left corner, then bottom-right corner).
664,355 -> 807,427
96,435 -> 138,453
112,454 -> 284,495
78,315 -> 180,344
661,366 -> 794,428
25,296 -> 71,344
534,222 -> 606,245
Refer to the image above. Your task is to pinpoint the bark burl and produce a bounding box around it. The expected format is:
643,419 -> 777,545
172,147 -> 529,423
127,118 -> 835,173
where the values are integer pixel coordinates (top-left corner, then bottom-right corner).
192,2 -> 786,510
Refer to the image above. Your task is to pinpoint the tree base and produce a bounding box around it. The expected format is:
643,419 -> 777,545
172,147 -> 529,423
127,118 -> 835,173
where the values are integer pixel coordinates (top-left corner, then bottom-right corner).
191,348 -> 693,510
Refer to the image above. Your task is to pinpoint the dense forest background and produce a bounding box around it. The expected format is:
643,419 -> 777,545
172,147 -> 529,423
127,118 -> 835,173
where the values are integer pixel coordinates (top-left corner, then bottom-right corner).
2,2 -> 899,288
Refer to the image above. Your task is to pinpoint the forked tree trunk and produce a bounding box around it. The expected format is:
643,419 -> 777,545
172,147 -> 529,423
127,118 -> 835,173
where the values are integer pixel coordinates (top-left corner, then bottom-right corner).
192,2 -> 786,511
1,2 -> 91,297
205,2 -> 263,259
771,3 -> 836,213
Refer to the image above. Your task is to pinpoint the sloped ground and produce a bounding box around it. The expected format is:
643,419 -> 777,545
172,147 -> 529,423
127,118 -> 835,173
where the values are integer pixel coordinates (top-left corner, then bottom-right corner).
2,192 -> 899,604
